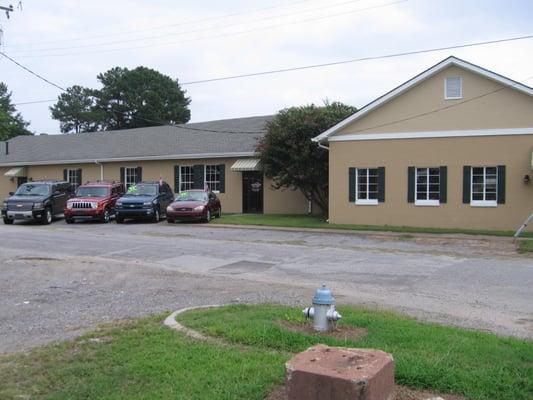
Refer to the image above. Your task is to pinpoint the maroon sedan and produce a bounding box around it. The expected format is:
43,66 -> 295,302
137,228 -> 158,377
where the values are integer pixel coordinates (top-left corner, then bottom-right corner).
166,189 -> 221,223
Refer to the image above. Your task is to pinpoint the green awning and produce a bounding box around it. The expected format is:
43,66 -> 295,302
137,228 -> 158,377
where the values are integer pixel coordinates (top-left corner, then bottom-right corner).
4,167 -> 26,177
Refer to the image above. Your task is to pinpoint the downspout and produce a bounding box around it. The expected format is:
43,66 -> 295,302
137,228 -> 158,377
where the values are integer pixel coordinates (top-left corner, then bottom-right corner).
95,160 -> 104,180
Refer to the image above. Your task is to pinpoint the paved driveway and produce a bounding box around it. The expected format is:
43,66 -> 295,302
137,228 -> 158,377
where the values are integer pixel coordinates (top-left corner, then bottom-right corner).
0,220 -> 532,354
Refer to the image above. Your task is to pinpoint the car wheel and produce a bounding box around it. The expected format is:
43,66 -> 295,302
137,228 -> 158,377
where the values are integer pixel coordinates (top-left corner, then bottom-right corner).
216,207 -> 222,218
204,209 -> 211,223
3,217 -> 13,225
65,218 -> 74,224
101,208 -> 110,223
167,218 -> 175,224
42,208 -> 52,225
116,215 -> 124,224
152,208 -> 160,223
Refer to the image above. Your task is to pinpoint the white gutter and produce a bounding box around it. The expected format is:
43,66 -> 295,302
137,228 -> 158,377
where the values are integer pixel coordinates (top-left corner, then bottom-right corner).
0,151 -> 256,167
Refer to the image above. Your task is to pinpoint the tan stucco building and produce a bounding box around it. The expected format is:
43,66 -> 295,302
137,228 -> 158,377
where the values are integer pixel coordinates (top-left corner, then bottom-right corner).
0,116 -> 308,215
314,56 -> 533,231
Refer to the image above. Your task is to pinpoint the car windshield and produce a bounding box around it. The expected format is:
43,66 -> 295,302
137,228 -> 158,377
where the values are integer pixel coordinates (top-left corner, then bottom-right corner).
76,187 -> 109,197
14,184 -> 50,197
175,191 -> 208,202
124,184 -> 158,196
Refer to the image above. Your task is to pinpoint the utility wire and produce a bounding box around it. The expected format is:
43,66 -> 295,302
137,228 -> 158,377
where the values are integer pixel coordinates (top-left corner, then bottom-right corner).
9,0 -> 407,58
13,98 -> 56,106
0,51 -> 65,91
180,34 -> 533,85
7,0 -> 366,53
6,0 -> 313,47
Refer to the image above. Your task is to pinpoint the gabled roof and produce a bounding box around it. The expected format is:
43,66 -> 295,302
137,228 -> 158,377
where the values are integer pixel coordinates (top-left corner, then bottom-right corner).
0,115 -> 273,166
312,56 -> 533,142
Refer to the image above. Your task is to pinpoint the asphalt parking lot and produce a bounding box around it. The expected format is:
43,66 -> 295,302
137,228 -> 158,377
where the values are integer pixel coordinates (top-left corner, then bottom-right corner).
0,218 -> 532,354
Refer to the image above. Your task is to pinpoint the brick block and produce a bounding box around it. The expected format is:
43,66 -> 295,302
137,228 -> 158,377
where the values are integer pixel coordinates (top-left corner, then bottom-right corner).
286,344 -> 394,400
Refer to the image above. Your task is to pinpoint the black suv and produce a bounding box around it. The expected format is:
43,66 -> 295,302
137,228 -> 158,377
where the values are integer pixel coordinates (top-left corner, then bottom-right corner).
115,181 -> 174,223
2,181 -> 72,225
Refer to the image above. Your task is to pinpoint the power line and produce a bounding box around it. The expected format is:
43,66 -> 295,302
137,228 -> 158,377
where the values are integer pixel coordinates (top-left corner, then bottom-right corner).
9,0 -> 407,59
0,51 -> 65,91
6,0 -> 313,47
182,34 -> 533,85
7,0 -> 360,53
13,98 -> 56,106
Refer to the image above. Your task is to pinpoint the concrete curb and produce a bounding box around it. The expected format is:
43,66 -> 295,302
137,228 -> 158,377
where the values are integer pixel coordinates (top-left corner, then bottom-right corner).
164,304 -> 224,342
206,222 -> 515,242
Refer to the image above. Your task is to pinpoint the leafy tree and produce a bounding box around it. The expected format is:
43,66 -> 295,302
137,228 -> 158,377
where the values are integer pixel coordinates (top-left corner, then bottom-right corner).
50,67 -> 191,133
96,66 -> 190,130
50,85 -> 102,133
257,101 -> 357,215
0,82 -> 32,141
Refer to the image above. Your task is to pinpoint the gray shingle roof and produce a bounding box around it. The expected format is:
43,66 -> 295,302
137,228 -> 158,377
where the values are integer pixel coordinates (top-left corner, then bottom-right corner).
0,115 -> 273,166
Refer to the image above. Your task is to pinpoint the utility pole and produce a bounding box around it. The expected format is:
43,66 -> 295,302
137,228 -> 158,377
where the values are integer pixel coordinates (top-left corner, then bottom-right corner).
0,4 -> 14,19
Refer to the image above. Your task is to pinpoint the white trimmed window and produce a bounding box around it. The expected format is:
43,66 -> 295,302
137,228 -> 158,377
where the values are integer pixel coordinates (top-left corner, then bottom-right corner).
124,167 -> 138,189
471,166 -> 497,207
205,165 -> 221,192
445,77 -> 462,99
179,166 -> 194,192
416,167 -> 440,206
356,168 -> 378,205
67,169 -> 81,190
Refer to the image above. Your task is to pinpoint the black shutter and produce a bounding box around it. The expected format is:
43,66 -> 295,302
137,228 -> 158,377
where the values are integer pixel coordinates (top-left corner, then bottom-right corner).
497,165 -> 506,204
120,167 -> 125,184
77,168 -> 82,186
407,166 -> 415,203
193,164 -> 204,189
218,164 -> 225,193
439,166 -> 447,204
348,168 -> 355,202
174,165 -> 180,193
63,169 -> 68,181
377,167 -> 385,203
462,166 -> 471,204
136,167 -> 142,183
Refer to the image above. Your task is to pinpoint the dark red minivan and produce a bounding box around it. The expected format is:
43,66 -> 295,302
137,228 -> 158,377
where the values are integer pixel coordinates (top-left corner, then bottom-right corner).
166,189 -> 221,223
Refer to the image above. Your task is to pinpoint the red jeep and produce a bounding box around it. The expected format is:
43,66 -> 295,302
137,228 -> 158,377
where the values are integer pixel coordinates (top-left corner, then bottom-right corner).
64,181 -> 125,223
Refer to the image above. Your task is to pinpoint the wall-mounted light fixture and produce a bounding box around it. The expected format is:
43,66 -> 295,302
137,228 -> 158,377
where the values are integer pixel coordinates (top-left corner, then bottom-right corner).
523,175 -> 531,184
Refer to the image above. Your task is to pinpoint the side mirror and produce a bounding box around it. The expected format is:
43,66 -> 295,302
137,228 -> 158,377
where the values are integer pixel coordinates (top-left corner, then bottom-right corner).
53,191 -> 62,196
9,192 -> 14,196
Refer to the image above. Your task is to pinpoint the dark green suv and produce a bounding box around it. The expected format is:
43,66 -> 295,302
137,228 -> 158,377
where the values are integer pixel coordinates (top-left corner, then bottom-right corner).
2,181 -> 72,225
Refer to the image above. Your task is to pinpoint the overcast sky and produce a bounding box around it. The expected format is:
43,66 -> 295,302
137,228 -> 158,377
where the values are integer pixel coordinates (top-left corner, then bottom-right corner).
0,0 -> 532,134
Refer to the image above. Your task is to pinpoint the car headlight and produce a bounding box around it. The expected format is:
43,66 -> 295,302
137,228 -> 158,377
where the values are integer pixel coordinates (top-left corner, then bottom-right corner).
90,202 -> 98,209
33,202 -> 43,209
66,202 -> 74,209
193,205 -> 205,212
116,202 -> 122,207
2,201 -> 7,209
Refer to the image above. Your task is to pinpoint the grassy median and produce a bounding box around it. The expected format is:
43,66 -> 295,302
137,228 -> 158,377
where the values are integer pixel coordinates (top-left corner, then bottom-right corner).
213,214 -> 533,238
1,305 -> 532,400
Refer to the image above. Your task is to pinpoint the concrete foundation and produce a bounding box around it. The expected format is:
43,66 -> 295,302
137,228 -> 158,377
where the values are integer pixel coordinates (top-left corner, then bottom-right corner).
286,344 -> 394,400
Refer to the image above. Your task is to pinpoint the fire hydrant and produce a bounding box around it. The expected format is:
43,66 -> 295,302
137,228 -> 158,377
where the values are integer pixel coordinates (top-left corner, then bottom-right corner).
302,284 -> 342,332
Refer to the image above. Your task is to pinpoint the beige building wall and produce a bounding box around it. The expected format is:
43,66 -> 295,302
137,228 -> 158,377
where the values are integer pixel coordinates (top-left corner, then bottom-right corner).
329,135 -> 533,230
1,158 -> 309,215
337,65 -> 533,135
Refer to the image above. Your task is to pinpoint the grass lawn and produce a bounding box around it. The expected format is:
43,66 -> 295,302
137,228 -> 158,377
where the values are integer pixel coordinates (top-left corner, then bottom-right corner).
518,239 -> 533,253
213,214 -> 533,238
1,306 -> 531,400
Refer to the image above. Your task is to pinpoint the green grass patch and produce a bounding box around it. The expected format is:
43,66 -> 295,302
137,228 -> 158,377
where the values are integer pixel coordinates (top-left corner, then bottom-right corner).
0,315 -> 287,400
213,214 -> 533,238
518,239 -> 533,253
178,304 -> 533,400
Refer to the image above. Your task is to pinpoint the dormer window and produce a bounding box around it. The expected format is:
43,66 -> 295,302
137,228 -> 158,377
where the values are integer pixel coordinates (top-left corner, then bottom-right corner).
444,77 -> 462,100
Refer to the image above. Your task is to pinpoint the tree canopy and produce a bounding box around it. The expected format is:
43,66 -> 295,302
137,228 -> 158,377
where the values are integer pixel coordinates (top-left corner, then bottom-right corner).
50,67 -> 191,133
0,82 -> 32,141
257,102 -> 357,215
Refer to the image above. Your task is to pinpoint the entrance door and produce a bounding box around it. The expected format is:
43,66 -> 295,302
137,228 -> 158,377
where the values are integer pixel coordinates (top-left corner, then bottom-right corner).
242,171 -> 263,214
17,177 -> 27,187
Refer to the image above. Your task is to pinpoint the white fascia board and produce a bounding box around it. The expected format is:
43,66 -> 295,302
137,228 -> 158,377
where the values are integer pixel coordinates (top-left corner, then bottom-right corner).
0,152 -> 255,167
329,127 -> 533,142
312,56 -> 533,143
